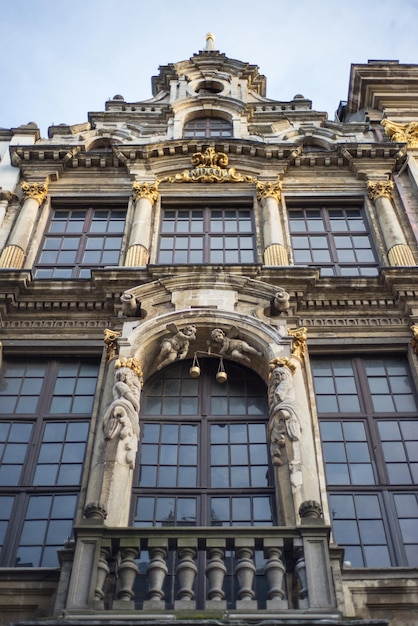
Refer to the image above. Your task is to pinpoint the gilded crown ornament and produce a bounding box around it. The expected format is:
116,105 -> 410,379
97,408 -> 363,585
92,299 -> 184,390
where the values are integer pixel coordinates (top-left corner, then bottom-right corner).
161,147 -> 256,184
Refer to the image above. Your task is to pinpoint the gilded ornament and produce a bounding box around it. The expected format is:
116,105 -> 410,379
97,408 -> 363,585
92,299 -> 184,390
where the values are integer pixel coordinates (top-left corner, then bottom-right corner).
21,181 -> 48,204
366,179 -> 394,202
288,327 -> 307,361
160,147 -> 256,184
132,180 -> 159,204
104,329 -> 122,361
114,357 -> 143,382
381,118 -> 418,149
410,324 -> 418,355
256,180 -> 282,203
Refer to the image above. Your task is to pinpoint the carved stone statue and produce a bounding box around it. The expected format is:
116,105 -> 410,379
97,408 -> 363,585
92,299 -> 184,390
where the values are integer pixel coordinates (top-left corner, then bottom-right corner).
210,327 -> 262,363
267,358 -> 301,466
156,323 -> 197,370
103,358 -> 142,469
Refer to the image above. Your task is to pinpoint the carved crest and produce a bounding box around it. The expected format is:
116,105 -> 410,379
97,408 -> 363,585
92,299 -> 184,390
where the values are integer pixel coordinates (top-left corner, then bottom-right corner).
160,147 -> 256,184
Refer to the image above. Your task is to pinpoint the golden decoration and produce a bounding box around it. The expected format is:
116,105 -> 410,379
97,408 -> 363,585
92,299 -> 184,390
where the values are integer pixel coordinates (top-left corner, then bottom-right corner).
410,325 -> 418,355
0,244 -> 25,269
256,180 -> 282,203
388,243 -> 415,267
269,357 -> 297,376
21,181 -> 48,204
132,181 -> 159,204
114,357 -> 143,381
104,329 -> 121,361
366,179 -> 394,202
381,119 -> 418,148
160,147 -> 256,184
288,327 -> 307,361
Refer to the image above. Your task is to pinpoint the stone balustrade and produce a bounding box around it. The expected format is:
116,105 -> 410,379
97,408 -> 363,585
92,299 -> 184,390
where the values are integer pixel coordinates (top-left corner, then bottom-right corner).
61,525 -> 335,614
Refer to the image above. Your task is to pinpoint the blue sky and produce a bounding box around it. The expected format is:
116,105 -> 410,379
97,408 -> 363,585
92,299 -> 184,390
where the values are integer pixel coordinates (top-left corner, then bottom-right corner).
1,0 -> 418,137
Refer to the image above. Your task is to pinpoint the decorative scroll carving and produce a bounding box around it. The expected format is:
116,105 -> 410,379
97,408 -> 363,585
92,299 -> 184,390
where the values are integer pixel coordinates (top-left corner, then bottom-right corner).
104,328 -> 121,361
132,180 -> 159,204
160,147 -> 256,184
410,324 -> 418,355
210,327 -> 262,363
366,179 -> 394,202
156,323 -> 197,370
267,358 -> 301,466
21,181 -> 48,204
288,327 -> 307,361
381,118 -> 418,148
256,180 -> 282,203
103,358 -> 143,468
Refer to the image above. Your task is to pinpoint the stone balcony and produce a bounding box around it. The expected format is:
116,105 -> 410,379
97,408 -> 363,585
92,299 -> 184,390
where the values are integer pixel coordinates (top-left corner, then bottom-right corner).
57,522 -> 339,619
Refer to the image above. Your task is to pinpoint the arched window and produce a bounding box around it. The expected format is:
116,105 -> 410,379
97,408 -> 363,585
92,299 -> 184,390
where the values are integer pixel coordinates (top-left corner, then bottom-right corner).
132,358 -> 274,527
183,117 -> 233,139
131,358 -> 274,608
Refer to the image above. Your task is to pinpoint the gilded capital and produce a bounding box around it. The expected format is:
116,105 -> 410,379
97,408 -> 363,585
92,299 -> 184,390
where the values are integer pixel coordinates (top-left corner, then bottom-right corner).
256,180 -> 282,203
381,118 -> 418,149
367,179 -> 394,202
104,328 -> 122,361
132,180 -> 159,204
21,181 -> 48,204
288,326 -> 307,361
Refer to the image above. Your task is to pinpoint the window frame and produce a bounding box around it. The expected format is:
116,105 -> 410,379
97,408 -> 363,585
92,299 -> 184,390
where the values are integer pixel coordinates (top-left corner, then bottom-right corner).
287,201 -> 379,277
311,353 -> 418,568
183,116 -> 233,139
155,197 -> 258,266
34,204 -> 126,279
0,357 -> 99,567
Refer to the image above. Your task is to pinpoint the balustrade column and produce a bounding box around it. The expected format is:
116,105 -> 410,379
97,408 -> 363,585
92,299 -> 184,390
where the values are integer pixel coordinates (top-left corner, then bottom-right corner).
256,181 -> 289,266
113,544 -> 139,609
143,539 -> 168,610
367,179 -> 415,266
125,181 -> 159,266
263,538 -> 287,609
175,539 -> 198,609
234,538 -> 257,609
205,540 -> 227,609
0,181 -> 48,268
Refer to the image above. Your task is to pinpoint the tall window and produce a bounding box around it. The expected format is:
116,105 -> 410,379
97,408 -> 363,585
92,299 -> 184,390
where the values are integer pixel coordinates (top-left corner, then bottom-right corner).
132,359 -> 273,608
157,205 -> 256,264
289,206 -> 379,276
35,206 -> 125,278
312,355 -> 418,567
183,117 -> 233,138
0,358 -> 98,567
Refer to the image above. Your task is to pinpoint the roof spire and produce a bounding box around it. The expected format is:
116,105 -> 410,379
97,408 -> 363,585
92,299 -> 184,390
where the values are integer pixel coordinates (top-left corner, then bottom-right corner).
204,32 -> 215,51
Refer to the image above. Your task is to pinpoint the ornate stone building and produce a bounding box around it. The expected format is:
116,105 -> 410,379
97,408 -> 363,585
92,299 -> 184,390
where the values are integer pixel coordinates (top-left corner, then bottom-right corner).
0,35 -> 417,626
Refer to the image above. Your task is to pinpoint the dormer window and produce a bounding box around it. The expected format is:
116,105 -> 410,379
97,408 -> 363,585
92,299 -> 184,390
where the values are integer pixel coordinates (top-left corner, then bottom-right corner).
183,117 -> 233,138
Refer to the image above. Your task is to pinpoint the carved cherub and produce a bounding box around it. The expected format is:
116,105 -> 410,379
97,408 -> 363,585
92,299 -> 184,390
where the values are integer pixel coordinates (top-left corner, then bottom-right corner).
156,323 -> 197,370
210,327 -> 262,363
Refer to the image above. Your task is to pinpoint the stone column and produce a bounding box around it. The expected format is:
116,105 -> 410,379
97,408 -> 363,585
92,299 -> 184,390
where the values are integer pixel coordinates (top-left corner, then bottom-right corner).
367,179 -> 415,266
0,181 -> 48,268
125,181 -> 159,266
256,181 -> 289,266
101,356 -> 143,526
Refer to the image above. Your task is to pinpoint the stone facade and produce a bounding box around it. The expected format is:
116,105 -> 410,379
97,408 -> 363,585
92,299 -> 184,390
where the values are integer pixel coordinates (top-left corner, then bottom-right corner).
0,37 -> 417,626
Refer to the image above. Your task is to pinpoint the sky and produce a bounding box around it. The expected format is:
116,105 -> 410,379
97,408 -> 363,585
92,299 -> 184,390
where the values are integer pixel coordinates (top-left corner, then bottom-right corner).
1,0 -> 418,138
